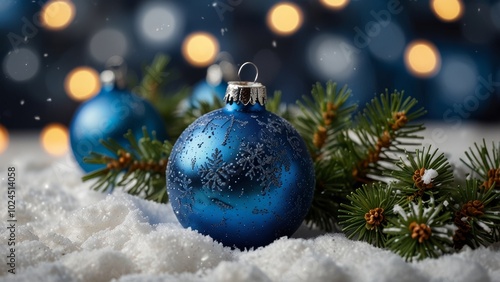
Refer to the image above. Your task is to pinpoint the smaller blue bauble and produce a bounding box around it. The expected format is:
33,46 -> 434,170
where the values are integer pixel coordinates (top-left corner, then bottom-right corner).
189,80 -> 227,108
69,84 -> 168,172
167,81 -> 315,249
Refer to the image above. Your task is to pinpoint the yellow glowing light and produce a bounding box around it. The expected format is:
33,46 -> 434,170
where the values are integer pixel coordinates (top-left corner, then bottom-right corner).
404,40 -> 441,78
267,2 -> 303,36
431,0 -> 463,22
320,0 -> 350,10
40,124 -> 69,156
65,67 -> 101,101
41,0 -> 76,30
0,124 -> 9,154
182,32 -> 219,67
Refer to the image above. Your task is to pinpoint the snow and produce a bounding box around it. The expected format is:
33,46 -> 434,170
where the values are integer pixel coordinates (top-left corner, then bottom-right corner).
393,204 -> 407,220
422,169 -> 438,185
1,123 -> 500,281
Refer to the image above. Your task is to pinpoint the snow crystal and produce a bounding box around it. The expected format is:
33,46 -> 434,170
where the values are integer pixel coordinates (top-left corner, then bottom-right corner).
422,169 -> 438,184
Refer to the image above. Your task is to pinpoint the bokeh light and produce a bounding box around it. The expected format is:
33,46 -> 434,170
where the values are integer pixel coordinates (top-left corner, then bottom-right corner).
135,2 -> 183,47
41,0 -> 76,30
404,40 -> 441,78
40,123 -> 69,156
320,0 -> 350,10
182,32 -> 219,67
89,28 -> 128,63
0,124 -> 9,154
3,48 -> 40,82
267,3 -> 303,36
307,34 -> 357,81
64,67 -> 101,101
431,0 -> 463,22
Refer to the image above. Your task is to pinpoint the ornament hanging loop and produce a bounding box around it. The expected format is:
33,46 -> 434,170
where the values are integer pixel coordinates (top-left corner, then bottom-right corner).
238,62 -> 259,82
225,62 -> 266,106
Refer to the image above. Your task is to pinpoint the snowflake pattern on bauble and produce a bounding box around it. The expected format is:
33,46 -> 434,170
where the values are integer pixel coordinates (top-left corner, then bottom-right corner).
198,148 -> 235,191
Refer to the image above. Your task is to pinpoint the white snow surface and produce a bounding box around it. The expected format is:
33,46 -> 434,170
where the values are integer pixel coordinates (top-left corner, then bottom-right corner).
422,169 -> 438,185
1,124 -> 500,281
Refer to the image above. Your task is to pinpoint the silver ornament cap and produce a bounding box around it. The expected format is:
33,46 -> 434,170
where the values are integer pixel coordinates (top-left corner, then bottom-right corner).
224,62 -> 267,106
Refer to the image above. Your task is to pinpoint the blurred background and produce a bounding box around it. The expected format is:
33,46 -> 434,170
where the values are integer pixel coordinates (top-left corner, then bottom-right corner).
0,0 -> 499,157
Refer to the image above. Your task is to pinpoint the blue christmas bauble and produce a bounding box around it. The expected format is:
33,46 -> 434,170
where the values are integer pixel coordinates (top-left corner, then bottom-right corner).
167,81 -> 315,249
189,80 -> 227,107
70,83 -> 168,172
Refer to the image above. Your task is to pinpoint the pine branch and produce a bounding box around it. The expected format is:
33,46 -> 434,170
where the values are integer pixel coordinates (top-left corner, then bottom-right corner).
292,82 -> 359,231
133,54 -> 172,102
450,179 -> 500,250
132,53 -> 191,140
338,182 -> 403,248
347,90 -> 426,183
304,155 -> 350,231
182,94 -> 225,126
82,128 -> 173,203
384,199 -> 454,261
294,82 -> 357,160
390,146 -> 455,202
461,139 -> 500,190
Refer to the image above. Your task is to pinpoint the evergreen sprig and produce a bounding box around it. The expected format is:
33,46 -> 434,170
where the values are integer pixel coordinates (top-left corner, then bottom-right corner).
462,139 -> 500,191
295,81 -> 356,159
339,183 -> 403,248
305,155 -> 349,231
291,82 -> 358,230
82,128 -> 172,203
345,90 -> 426,183
450,179 -> 500,250
390,146 -> 454,202
384,199 -> 454,261
132,53 -> 191,140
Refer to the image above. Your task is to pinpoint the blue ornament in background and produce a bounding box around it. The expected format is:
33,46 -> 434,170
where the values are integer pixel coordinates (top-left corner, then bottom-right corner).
189,80 -> 227,107
69,64 -> 168,173
189,63 -> 228,107
167,62 -> 315,249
